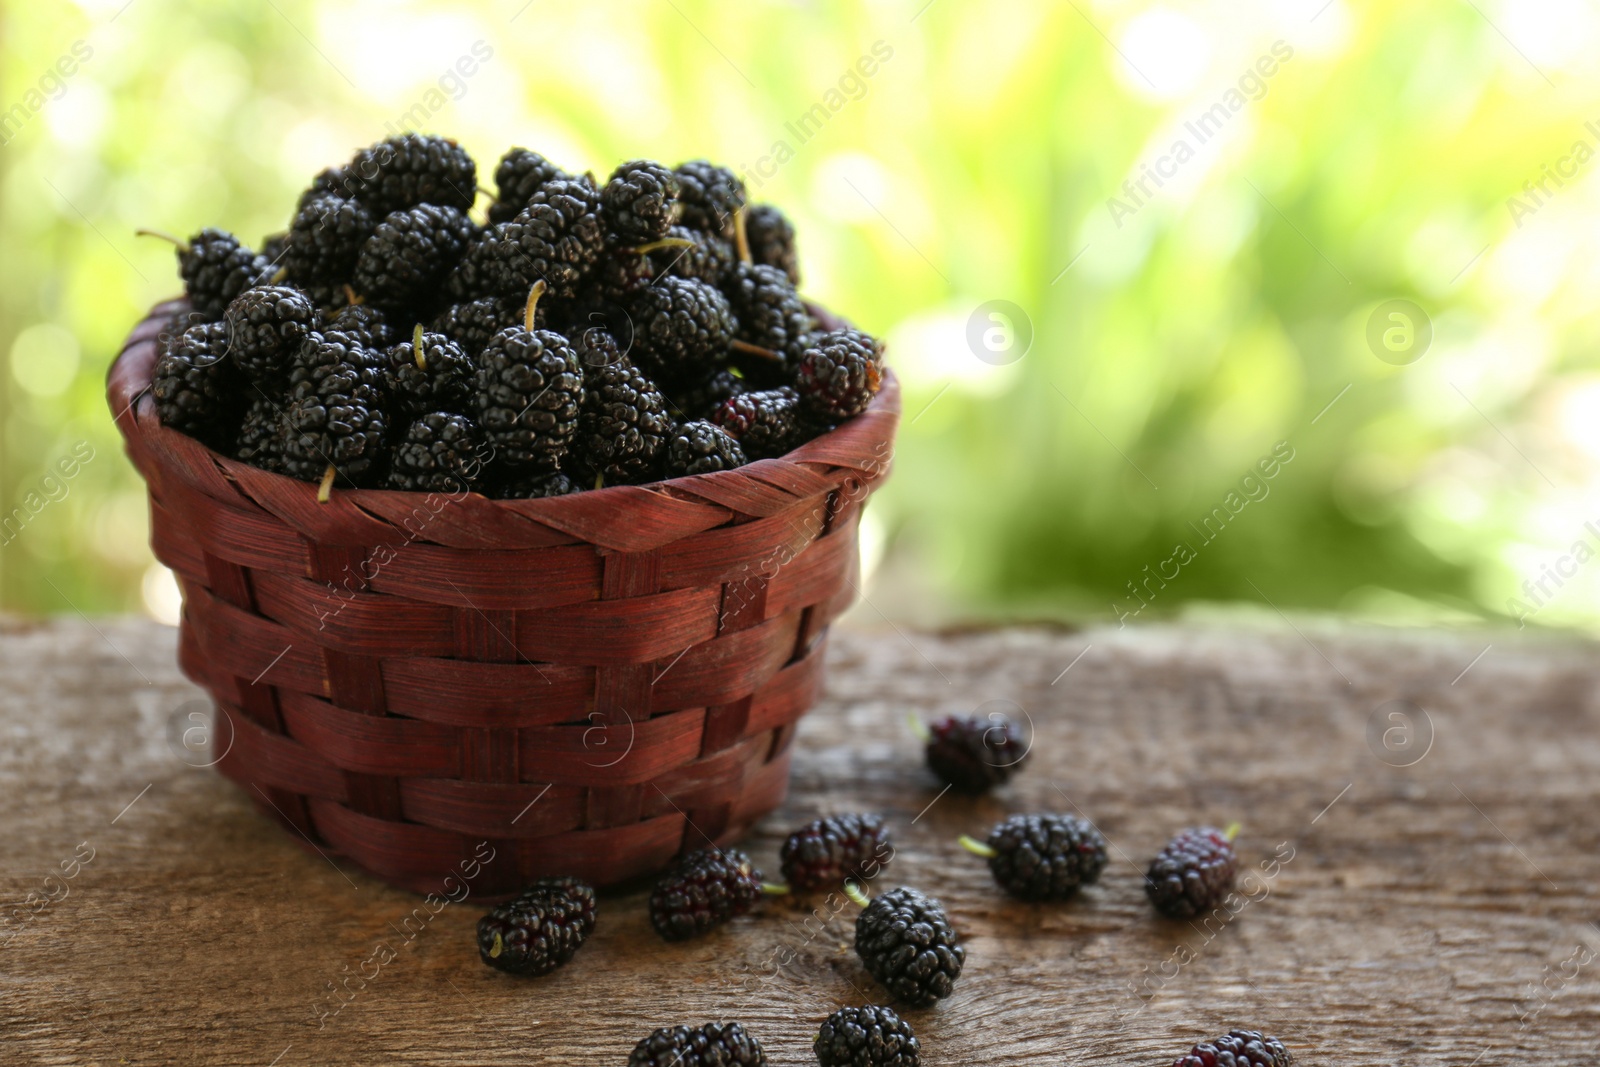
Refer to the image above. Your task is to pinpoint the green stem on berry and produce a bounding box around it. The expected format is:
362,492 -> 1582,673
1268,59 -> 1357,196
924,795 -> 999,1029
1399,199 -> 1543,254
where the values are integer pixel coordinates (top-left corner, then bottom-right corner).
842,880 -> 871,908
269,265 -> 289,284
733,206 -> 752,265
628,237 -> 694,255
730,340 -> 781,362
958,834 -> 997,859
760,882 -> 790,896
593,471 -> 604,491
343,285 -> 364,307
1224,822 -> 1241,842
412,323 -> 427,371
316,465 -> 337,504
487,931 -> 504,959
135,229 -> 189,253
524,279 -> 547,332
906,712 -> 931,743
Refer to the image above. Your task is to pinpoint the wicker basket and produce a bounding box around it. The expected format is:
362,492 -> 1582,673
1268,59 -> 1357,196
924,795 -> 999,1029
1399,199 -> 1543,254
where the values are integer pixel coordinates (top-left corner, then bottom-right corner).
109,299 -> 898,897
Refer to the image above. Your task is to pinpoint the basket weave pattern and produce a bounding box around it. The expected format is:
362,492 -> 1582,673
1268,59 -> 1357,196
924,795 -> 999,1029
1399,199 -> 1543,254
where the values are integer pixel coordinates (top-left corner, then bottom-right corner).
109,300 -> 898,896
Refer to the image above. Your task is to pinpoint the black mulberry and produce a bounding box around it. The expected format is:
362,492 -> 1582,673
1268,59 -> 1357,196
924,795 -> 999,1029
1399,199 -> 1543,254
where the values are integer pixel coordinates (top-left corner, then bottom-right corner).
628,1023 -> 766,1067
592,241 -> 658,302
664,367 -> 745,421
675,160 -> 745,237
923,712 -> 1029,793
665,420 -> 746,477
573,358 -> 670,485
475,877 -> 596,977
280,331 -> 388,489
431,295 -> 523,358
494,177 -> 606,300
500,470 -> 579,498
746,204 -> 800,285
814,1006 -> 918,1067
152,322 -> 241,445
344,133 -> 476,216
319,302 -> 396,350
631,277 -> 735,378
351,204 -> 476,312
602,159 -> 681,243
854,887 -> 963,1008
727,264 -> 812,382
965,813 -> 1107,901
1146,826 -> 1239,919
1172,1030 -> 1292,1067
712,387 -> 801,460
648,848 -> 763,941
224,285 -> 317,384
171,228 -> 272,320
779,813 -> 891,893
283,194 -> 374,289
234,394 -> 289,473
489,147 -> 568,224
385,326 -> 475,419
649,224 -> 734,286
475,320 -> 584,471
444,223 -> 512,302
796,329 -> 883,423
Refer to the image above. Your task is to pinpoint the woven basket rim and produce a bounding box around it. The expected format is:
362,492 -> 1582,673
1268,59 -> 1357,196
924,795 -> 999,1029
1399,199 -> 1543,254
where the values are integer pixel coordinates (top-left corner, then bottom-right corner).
109,298 -> 900,522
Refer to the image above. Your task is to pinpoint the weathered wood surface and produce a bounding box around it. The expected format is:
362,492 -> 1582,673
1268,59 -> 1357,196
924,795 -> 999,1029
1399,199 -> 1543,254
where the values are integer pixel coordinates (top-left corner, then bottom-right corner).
1,616 -> 1596,1065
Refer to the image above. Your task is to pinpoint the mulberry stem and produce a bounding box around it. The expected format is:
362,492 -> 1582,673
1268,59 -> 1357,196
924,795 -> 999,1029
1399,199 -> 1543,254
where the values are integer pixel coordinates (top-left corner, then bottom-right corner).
843,880 -> 871,908
730,339 -> 781,361
412,323 -> 427,371
524,279 -> 547,331
958,834 -> 997,859
135,229 -> 190,253
316,464 -> 337,503
628,237 -> 694,255
905,713 -> 931,743
733,206 -> 752,265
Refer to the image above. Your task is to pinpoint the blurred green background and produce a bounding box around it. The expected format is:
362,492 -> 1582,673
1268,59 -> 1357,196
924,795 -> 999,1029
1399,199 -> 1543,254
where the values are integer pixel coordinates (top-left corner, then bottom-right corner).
3,0 -> 1599,631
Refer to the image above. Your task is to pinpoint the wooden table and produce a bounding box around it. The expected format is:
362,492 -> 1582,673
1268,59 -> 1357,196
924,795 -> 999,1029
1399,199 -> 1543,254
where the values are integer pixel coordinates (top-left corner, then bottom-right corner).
2,617 -> 1596,1065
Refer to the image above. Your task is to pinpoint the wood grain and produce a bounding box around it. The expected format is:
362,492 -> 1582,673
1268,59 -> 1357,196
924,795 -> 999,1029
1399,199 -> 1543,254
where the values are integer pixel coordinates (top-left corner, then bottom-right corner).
1,617 -> 1596,1065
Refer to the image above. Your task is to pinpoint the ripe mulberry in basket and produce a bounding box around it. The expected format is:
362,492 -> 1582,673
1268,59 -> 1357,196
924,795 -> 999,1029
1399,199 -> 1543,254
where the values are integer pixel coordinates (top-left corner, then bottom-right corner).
108,301 -> 897,898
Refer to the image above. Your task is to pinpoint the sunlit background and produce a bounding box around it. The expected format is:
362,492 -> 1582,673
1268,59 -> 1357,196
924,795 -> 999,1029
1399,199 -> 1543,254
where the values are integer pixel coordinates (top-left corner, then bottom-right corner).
4,0 -> 1600,633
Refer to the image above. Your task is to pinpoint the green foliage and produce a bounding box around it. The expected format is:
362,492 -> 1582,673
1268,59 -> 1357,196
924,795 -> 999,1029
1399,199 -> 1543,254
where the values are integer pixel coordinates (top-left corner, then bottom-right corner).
2,0 -> 1597,629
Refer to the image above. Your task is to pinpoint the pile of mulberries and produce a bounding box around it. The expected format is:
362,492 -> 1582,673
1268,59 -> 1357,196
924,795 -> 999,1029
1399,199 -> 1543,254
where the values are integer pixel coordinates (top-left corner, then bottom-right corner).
146,134 -> 886,499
